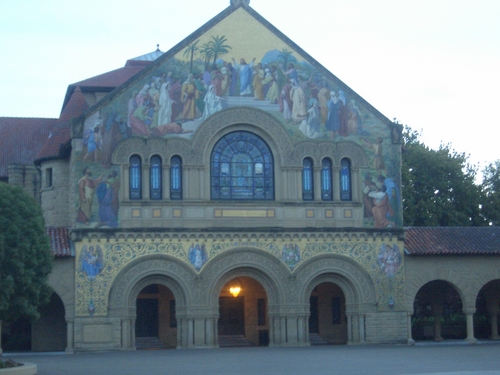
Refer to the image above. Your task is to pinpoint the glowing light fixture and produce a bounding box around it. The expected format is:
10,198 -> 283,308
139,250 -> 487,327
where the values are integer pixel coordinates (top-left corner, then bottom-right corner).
229,279 -> 242,297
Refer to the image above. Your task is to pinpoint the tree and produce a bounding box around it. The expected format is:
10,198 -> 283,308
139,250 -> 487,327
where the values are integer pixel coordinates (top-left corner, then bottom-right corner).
209,35 -> 231,67
0,183 -> 53,352
183,40 -> 199,74
481,160 -> 500,225
401,125 -> 486,226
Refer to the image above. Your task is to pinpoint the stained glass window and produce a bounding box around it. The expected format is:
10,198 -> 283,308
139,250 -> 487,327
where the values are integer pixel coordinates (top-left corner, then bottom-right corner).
321,158 -> 333,201
170,156 -> 182,200
129,155 -> 142,200
340,158 -> 352,201
210,131 -> 274,200
150,155 -> 162,200
302,158 -> 314,201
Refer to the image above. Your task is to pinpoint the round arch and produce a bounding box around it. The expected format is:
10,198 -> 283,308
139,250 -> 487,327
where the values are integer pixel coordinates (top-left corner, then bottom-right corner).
108,254 -> 197,313
405,274 -> 469,312
294,254 -> 377,309
200,247 -> 291,307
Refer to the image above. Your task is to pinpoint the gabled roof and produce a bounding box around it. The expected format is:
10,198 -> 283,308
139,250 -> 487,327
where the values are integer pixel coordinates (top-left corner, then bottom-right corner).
81,2 -> 393,128
0,117 -> 56,177
405,227 -> 500,255
36,87 -> 89,162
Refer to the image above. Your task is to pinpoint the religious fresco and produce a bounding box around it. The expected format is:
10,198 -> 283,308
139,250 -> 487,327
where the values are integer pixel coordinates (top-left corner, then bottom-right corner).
75,238 -> 404,316
74,7 -> 402,229
76,165 -> 120,228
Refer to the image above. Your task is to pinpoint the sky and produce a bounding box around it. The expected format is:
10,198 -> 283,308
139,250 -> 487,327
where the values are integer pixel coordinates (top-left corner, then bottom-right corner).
1,0 -> 499,173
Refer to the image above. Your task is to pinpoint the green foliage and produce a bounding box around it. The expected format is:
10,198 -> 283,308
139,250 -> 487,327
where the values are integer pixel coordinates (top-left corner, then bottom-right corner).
401,125 -> 486,226
481,160 -> 500,226
0,184 -> 53,323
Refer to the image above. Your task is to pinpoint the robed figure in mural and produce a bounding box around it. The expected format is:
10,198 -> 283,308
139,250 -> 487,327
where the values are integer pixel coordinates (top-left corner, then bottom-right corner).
232,57 -> 255,96
95,170 -> 120,228
77,167 -> 102,225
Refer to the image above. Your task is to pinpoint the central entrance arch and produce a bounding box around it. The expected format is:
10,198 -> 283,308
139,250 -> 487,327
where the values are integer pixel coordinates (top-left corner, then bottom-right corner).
218,276 -> 269,347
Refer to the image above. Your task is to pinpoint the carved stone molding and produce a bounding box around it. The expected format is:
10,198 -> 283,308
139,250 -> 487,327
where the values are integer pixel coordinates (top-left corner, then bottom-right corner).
108,254 -> 197,312
191,107 -> 294,165
294,253 -> 377,309
200,247 -> 291,306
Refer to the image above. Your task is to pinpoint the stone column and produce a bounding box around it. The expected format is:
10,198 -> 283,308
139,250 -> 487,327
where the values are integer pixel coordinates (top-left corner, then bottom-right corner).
121,319 -> 131,350
65,319 -> 74,353
486,297 -> 500,340
407,312 -> 415,345
464,308 -> 477,344
333,168 -> 341,201
346,313 -> 354,344
358,314 -> 366,344
431,300 -> 444,341
314,166 -> 322,202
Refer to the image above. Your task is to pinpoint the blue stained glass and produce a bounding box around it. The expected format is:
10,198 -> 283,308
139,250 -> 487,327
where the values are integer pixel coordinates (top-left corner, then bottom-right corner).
170,156 -> 182,200
211,131 -> 274,200
302,158 -> 314,201
321,158 -> 333,201
150,155 -> 162,200
130,155 -> 142,200
340,158 -> 352,201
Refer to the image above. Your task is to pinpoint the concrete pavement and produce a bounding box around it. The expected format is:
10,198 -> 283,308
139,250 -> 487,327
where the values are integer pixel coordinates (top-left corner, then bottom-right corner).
3,342 -> 500,375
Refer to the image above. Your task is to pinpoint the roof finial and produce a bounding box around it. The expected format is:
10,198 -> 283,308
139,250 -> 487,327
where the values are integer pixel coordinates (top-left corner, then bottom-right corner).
230,0 -> 250,7
156,44 -> 160,51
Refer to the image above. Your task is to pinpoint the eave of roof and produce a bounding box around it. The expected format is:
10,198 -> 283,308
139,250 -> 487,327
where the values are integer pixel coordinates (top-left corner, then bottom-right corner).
405,226 -> 500,255
46,227 -> 74,257
36,87 -> 88,162
0,117 -> 56,177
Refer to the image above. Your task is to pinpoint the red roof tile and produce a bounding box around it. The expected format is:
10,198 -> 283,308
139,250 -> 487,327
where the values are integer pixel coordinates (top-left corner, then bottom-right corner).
46,227 -> 74,257
37,87 -> 89,161
0,117 -> 56,177
405,227 -> 500,255
71,64 -> 147,88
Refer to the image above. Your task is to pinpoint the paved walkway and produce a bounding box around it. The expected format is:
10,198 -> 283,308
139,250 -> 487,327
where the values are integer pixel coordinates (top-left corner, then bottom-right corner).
3,342 -> 500,375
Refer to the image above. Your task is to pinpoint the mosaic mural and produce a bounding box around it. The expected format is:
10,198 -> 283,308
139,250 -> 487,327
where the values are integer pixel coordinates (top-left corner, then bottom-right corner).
73,8 -> 402,229
75,239 -> 405,316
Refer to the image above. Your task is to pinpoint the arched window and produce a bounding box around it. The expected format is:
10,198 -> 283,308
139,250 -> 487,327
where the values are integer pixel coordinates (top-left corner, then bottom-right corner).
129,155 -> 142,200
211,131 -> 274,200
150,155 -> 162,200
302,158 -> 314,201
170,156 -> 182,200
340,158 -> 352,201
321,158 -> 333,201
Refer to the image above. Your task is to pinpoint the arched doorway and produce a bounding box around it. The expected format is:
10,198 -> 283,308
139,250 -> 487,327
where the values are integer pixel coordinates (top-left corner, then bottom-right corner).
412,280 -> 466,341
475,279 -> 500,340
2,292 -> 67,352
309,282 -> 347,345
135,283 -> 176,349
218,276 -> 269,347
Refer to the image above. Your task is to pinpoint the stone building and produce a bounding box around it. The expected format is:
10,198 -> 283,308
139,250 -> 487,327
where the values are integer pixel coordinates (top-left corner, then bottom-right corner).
1,0 -> 499,352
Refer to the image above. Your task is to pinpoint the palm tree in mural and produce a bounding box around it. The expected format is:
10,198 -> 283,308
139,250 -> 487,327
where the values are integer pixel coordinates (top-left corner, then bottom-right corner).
183,40 -> 200,74
277,48 -> 294,70
199,42 -> 214,70
209,35 -> 231,67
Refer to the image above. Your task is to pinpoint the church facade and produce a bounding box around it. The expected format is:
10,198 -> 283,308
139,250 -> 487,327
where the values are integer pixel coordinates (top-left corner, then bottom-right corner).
1,0 -> 499,352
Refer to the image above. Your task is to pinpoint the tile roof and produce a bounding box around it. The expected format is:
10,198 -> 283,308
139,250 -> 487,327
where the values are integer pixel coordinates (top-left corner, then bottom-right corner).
46,227 -> 74,257
70,64 -> 146,89
36,87 -> 89,161
405,227 -> 500,255
0,117 -> 56,177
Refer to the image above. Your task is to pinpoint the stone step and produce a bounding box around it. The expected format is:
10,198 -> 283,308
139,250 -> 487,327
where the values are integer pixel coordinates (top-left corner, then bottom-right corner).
135,336 -> 166,350
218,335 -> 255,347
309,333 -> 330,345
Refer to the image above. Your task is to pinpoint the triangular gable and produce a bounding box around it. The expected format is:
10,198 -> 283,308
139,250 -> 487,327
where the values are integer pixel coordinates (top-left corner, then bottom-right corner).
78,3 -> 396,138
